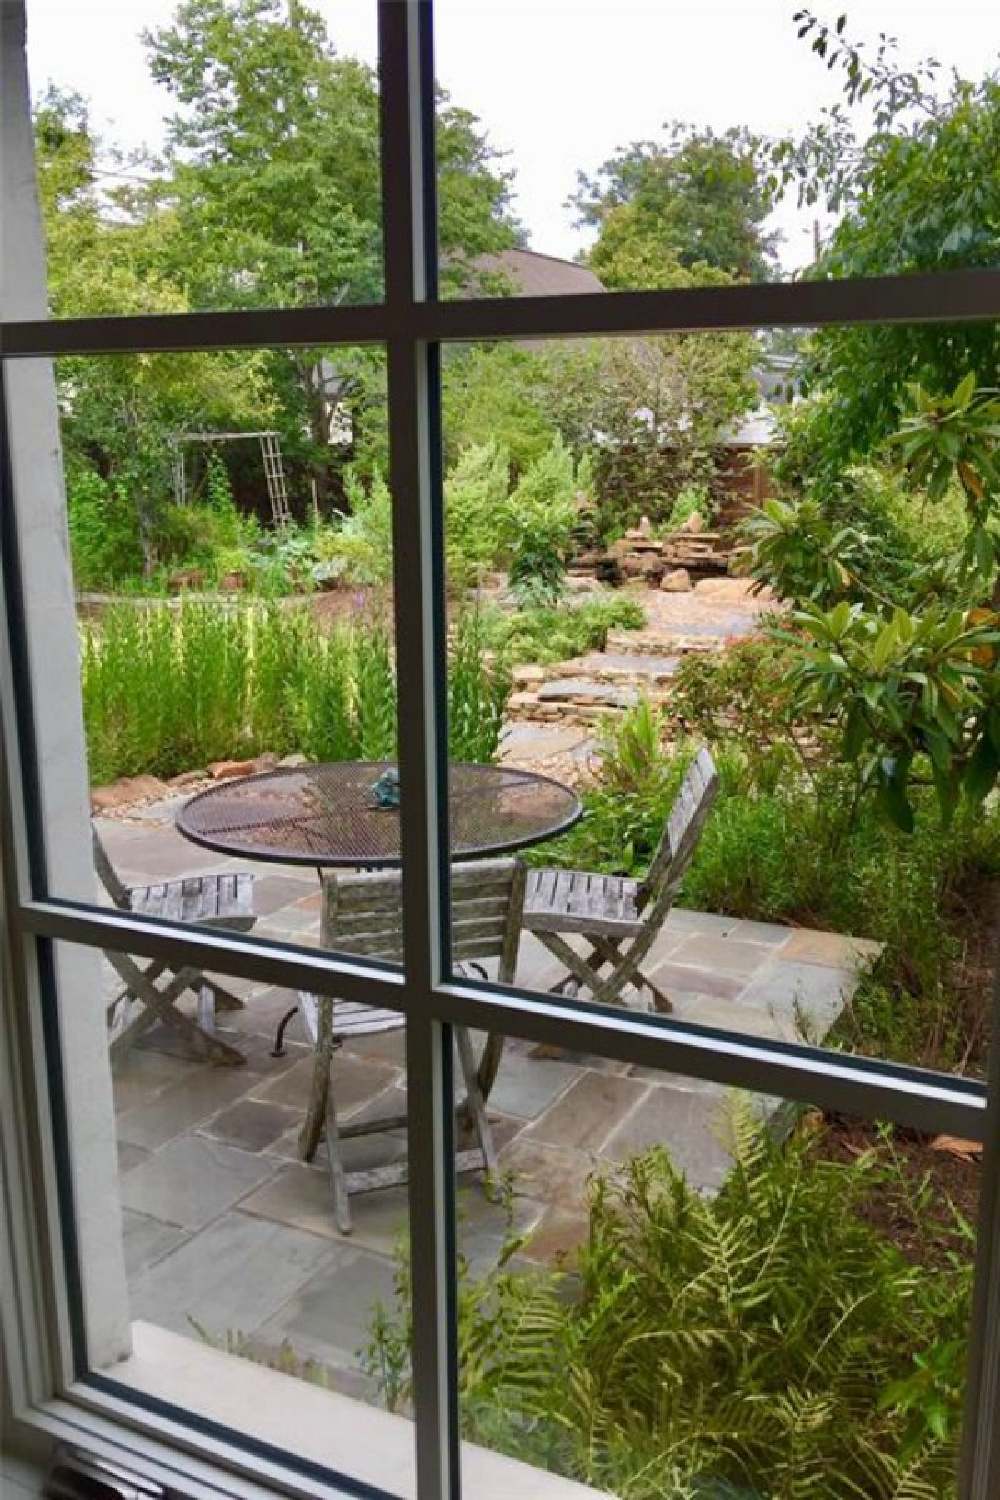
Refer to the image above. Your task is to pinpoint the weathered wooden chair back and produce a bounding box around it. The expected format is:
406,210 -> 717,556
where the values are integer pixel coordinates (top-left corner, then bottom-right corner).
322,856 -> 527,983
635,747 -> 719,913
92,825 -> 130,909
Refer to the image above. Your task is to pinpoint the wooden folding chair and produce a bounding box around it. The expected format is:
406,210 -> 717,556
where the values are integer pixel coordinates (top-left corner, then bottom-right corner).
296,857 -> 526,1234
93,827 -> 256,1066
522,748 -> 719,1013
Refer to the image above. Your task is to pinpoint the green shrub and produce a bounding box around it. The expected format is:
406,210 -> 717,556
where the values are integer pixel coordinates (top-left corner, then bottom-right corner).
67,468 -> 144,587
665,482 -> 715,533
445,441 -> 510,584
364,1114 -> 972,1498
315,466 -> 395,587
505,437 -> 584,604
484,593 -> 644,666
448,608 -> 512,763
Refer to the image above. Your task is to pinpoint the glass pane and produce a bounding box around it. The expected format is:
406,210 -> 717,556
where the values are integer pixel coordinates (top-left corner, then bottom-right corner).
10,344 -> 412,975
441,323 -> 998,1084
433,0 -> 999,294
53,935 -> 415,1489
26,1 -> 384,315
453,1072 -> 978,1498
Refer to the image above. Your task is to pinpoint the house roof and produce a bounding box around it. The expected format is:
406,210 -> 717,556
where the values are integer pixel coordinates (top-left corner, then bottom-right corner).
473,247 -> 606,297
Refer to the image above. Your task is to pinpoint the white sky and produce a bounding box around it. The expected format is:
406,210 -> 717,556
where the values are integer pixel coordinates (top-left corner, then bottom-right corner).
23,0 -> 1000,273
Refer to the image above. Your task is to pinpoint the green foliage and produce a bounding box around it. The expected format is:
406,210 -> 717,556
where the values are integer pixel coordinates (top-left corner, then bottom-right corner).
67,468 -> 145,587
541,332 -> 757,537
787,602 -> 1000,832
773,21 -> 1000,472
890,378 -> 1000,583
665,483 -> 715,533
80,598 -> 511,782
574,122 -> 778,284
441,345 -> 557,474
668,637 -> 810,788
483,594 -> 645,666
444,441 -> 510,584
505,437 -> 583,604
366,1117 -> 972,1498
448,609 -> 512,763
314,467 -> 395,588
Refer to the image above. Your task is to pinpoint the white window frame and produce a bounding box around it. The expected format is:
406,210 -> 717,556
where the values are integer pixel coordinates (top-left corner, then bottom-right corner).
2,2 -> 1000,1497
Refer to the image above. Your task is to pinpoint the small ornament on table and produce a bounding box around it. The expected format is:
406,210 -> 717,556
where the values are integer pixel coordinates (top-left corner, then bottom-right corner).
369,766 -> 401,808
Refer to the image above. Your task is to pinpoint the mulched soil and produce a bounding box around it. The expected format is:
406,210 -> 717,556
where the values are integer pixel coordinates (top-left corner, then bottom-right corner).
819,1114 -> 980,1270
816,873 -> 996,1271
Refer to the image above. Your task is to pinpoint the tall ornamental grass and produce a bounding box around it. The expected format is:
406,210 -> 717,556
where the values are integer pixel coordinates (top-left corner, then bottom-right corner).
80,600 -> 509,784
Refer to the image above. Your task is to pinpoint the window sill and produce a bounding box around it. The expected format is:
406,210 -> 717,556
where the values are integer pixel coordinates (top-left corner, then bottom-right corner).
77,1322 -> 612,1500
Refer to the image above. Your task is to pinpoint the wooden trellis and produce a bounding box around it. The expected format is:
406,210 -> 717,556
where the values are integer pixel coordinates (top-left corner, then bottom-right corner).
172,430 -> 291,526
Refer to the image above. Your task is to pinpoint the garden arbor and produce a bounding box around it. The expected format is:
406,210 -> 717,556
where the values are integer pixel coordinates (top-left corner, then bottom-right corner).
171,428 -> 291,526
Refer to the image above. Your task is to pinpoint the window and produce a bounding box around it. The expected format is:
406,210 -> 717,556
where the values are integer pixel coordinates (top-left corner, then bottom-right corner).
2,3 -> 999,1498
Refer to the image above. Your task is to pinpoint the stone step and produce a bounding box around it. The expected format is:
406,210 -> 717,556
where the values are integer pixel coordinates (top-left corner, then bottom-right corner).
605,628 -> 728,657
542,652 -> 681,685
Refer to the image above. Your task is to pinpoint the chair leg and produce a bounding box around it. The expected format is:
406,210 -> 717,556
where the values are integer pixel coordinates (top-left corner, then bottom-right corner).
474,1032 -> 505,1104
323,1086 -> 353,1236
455,1026 -> 498,1182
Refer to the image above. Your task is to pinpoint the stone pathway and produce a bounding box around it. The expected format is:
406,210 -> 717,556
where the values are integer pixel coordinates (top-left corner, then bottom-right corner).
97,799 -> 878,1398
501,578 -> 777,751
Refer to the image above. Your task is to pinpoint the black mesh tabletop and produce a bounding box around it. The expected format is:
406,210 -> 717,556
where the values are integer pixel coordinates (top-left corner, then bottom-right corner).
176,761 -> 582,867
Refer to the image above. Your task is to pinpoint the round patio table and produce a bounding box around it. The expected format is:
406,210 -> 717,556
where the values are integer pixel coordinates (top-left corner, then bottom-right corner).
175,760 -> 582,868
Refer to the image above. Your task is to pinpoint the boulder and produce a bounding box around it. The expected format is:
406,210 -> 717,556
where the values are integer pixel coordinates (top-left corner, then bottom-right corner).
512,664 -> 546,686
661,568 -> 693,593
90,774 -> 169,812
208,758 -> 258,780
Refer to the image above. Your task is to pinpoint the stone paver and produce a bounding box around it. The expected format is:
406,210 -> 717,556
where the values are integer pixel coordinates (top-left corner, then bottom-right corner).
120,1135 -> 279,1229
670,931 -> 790,980
776,928 -> 883,968
121,1210 -> 187,1278
740,959 -> 855,1042
484,1051 -> 583,1120
254,1246 -> 398,1369
129,1211 -> 347,1339
602,1084 -> 736,1193
117,1065 -> 271,1151
538,678 -> 639,707
199,1098 -> 304,1153
520,1072 -> 651,1153
95,800 -> 879,1386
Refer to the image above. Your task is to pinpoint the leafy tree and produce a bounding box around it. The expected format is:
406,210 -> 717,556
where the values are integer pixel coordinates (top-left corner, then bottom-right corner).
747,378 -> 1000,830
441,344 -> 557,473
34,89 -> 273,576
773,11 -> 1000,472
541,323 -> 758,534
572,123 -> 779,285
444,440 -> 510,585
143,0 -> 518,503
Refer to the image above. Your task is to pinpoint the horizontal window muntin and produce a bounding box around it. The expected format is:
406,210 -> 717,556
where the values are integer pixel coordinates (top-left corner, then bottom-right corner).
3,268 -> 998,357
16,890 -> 987,1140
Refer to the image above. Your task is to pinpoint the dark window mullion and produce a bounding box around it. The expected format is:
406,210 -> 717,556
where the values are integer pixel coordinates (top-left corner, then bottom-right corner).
379,5 -> 459,1500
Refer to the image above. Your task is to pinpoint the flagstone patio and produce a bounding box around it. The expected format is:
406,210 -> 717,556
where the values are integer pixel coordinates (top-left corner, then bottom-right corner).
97,800 -> 880,1399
